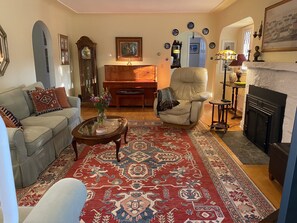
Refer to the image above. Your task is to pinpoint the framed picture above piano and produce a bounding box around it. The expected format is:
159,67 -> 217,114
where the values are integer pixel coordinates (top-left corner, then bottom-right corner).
115,37 -> 143,61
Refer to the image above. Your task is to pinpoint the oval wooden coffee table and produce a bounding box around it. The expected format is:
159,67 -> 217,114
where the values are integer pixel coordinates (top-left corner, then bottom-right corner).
71,116 -> 128,162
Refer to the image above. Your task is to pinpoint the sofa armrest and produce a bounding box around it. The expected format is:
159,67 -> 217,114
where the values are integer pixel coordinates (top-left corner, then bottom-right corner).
190,91 -> 211,102
23,178 -> 87,223
7,127 -> 28,162
68,96 -> 81,108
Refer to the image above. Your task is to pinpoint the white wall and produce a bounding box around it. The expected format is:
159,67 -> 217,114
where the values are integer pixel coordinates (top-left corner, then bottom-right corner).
69,13 -> 217,96
0,0 -> 295,100
0,0 -> 74,92
214,0 -> 296,62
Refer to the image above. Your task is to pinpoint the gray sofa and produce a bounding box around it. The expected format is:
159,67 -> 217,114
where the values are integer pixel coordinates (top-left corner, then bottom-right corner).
0,82 -> 81,188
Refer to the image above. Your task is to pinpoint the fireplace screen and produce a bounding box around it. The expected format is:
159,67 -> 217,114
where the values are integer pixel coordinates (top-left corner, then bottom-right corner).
244,85 -> 286,154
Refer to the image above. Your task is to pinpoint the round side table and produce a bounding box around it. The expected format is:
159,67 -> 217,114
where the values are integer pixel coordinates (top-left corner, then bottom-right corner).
209,100 -> 231,133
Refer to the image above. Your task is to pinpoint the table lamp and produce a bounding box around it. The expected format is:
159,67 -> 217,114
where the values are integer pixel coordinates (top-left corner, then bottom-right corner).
215,49 -> 237,102
229,54 -> 247,82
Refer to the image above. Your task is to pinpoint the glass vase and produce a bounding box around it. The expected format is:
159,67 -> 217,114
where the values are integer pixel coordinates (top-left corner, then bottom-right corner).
97,109 -> 106,127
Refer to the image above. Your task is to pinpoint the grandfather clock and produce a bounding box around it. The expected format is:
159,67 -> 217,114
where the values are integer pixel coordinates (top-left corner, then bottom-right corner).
76,36 -> 98,102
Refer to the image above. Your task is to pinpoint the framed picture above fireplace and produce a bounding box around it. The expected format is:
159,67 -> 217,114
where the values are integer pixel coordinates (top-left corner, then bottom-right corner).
262,0 -> 297,52
115,37 -> 142,61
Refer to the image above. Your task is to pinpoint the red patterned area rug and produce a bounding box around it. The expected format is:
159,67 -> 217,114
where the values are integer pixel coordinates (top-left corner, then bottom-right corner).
17,121 -> 275,223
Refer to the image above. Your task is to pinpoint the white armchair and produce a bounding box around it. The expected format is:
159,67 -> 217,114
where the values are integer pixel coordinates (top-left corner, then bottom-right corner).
0,117 -> 87,223
154,67 -> 210,126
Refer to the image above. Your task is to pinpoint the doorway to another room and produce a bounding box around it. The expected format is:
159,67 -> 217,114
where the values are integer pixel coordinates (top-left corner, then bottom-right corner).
32,21 -> 55,89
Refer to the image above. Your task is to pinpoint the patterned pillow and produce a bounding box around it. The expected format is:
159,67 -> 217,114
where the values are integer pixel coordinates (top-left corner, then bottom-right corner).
35,87 -> 70,108
0,106 -> 23,128
29,89 -> 62,115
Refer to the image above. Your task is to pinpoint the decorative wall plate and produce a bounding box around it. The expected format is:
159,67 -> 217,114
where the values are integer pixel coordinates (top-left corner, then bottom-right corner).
172,29 -> 179,36
209,42 -> 216,49
164,42 -> 171,49
202,28 -> 209,35
187,22 -> 195,29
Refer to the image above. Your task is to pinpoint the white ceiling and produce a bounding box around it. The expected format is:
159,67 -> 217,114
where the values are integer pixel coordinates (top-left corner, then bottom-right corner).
57,0 -> 235,14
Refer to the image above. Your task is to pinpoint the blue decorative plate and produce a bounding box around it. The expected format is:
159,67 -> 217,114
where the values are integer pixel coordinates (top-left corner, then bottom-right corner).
209,42 -> 216,49
172,29 -> 179,36
187,22 -> 195,29
164,42 -> 171,49
202,28 -> 209,35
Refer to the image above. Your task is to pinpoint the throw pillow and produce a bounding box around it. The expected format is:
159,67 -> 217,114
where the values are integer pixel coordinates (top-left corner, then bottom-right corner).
157,87 -> 180,112
54,87 -> 71,108
35,87 -> 70,108
29,89 -> 62,115
0,106 -> 23,128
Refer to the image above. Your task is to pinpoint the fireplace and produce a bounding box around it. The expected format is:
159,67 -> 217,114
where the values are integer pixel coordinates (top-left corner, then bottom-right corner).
243,85 -> 287,153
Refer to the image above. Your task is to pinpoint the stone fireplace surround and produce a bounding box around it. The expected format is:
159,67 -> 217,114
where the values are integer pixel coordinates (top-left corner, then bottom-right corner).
240,62 -> 297,143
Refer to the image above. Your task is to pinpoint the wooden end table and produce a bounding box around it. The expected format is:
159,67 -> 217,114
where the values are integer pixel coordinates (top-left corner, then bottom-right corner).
71,116 -> 128,162
220,81 -> 245,119
209,100 -> 231,133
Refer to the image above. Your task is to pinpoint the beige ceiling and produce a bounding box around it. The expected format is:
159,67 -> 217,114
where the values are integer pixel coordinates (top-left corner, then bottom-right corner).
57,0 -> 236,14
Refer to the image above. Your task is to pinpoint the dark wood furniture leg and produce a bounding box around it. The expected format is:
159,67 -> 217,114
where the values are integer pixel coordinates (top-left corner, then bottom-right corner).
231,86 -> 235,111
114,137 -> 121,162
210,104 -> 215,129
72,139 -> 78,161
232,87 -> 240,119
123,125 -> 128,144
218,104 -> 222,123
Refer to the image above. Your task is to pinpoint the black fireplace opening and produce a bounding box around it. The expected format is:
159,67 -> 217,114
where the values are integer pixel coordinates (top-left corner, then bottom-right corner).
244,85 -> 287,154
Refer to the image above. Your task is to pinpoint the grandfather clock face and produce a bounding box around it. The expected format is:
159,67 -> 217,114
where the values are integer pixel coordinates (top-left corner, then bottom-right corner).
81,46 -> 91,59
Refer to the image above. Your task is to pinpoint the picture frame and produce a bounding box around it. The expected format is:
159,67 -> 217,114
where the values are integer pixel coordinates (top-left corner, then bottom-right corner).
116,37 -> 142,61
59,34 -> 69,65
221,40 -> 235,72
262,0 -> 297,52
0,25 -> 10,77
189,43 -> 199,54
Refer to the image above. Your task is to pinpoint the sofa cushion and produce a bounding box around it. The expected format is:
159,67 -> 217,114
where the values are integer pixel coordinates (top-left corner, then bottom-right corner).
22,82 -> 44,115
28,89 -> 62,115
0,106 -> 23,128
21,116 -> 67,136
0,87 -> 30,120
39,107 -> 80,125
159,100 -> 191,115
22,126 -> 53,156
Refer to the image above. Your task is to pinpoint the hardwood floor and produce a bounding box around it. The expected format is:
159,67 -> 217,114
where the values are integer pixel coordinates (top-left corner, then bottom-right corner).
81,104 -> 282,208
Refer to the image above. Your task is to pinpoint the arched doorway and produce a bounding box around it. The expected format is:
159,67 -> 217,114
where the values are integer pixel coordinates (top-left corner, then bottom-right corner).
175,31 -> 207,68
32,21 -> 55,88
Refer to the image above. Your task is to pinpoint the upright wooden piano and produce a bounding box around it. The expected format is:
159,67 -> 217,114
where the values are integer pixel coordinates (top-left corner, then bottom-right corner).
103,65 -> 157,107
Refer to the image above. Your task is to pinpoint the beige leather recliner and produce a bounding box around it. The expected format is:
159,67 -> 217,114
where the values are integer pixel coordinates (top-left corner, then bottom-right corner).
154,67 -> 210,126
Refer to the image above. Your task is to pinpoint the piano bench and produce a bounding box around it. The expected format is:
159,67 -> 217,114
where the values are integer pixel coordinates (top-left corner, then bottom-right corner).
116,89 -> 145,108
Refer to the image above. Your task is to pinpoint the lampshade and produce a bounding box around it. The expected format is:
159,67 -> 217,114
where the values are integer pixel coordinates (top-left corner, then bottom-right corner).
229,54 -> 246,67
215,49 -> 237,61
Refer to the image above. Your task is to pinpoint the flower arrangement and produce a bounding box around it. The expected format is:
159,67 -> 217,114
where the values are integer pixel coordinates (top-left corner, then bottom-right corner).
90,88 -> 112,113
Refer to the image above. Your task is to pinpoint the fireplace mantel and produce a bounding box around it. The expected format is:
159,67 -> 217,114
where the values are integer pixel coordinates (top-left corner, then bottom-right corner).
243,62 -> 297,73
241,62 -> 297,143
